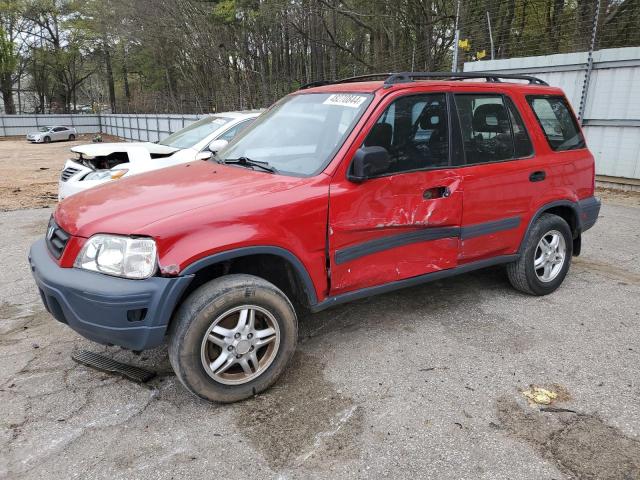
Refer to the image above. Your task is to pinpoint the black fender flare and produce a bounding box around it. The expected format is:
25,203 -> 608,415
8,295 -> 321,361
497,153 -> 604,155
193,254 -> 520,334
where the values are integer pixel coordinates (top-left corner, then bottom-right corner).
180,246 -> 319,306
517,200 -> 581,255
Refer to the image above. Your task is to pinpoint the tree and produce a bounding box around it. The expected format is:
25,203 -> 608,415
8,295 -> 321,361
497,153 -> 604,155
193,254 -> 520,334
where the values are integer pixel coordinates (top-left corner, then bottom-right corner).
0,25 -> 17,112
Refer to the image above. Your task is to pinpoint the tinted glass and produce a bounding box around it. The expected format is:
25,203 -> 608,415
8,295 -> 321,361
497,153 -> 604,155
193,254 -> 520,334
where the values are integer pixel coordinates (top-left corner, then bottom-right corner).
219,119 -> 253,142
361,93 -> 449,176
218,93 -> 372,176
455,94 -> 514,164
504,97 -> 534,157
527,96 -> 585,151
159,116 -> 232,149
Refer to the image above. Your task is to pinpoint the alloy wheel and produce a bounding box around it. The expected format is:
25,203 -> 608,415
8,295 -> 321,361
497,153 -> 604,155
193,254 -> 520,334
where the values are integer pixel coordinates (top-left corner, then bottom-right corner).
200,305 -> 280,385
534,229 -> 566,282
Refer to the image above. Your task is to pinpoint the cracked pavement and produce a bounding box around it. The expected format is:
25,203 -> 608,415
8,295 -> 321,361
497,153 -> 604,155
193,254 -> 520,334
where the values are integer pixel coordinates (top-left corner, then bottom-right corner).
1,192 -> 639,479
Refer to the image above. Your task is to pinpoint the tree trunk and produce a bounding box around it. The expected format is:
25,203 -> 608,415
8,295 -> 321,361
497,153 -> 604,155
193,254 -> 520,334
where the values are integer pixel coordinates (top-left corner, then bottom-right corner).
104,44 -> 116,113
0,73 -> 16,114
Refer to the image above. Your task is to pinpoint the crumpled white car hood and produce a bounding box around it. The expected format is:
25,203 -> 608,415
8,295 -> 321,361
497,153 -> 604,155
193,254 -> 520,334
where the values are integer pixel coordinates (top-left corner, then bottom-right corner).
70,142 -> 180,163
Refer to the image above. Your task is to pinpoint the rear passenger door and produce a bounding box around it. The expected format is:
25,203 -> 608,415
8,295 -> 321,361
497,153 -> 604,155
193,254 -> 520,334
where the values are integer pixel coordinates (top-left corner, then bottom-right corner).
453,92 -> 544,263
52,127 -> 67,141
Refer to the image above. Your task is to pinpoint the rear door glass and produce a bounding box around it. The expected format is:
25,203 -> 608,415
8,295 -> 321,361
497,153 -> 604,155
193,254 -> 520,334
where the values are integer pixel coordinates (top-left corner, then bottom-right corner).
527,96 -> 585,151
454,94 -> 514,164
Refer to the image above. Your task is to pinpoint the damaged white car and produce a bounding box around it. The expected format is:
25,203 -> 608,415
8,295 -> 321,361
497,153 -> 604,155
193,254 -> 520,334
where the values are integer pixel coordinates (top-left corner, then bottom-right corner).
58,111 -> 259,200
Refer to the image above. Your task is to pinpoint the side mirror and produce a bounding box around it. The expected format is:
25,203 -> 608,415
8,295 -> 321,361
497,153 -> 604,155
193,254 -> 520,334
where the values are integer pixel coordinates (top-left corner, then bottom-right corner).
208,139 -> 229,153
195,151 -> 213,161
348,146 -> 391,182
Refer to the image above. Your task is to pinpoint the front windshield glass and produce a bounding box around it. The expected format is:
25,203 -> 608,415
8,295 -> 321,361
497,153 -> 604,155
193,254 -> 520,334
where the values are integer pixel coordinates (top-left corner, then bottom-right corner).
217,93 -> 373,176
159,116 -> 232,149
39,127 -> 50,132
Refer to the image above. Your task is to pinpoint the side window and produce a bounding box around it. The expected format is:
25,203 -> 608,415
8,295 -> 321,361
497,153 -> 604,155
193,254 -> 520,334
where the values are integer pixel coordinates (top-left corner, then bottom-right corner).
218,120 -> 253,142
504,97 -> 534,158
361,93 -> 449,176
454,94 -> 514,164
53,127 -> 66,132
527,96 -> 585,151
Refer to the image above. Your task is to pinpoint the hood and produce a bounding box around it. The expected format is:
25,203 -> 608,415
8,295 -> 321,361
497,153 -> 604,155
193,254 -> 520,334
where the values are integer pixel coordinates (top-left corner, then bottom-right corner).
71,142 -> 179,159
55,160 -> 310,238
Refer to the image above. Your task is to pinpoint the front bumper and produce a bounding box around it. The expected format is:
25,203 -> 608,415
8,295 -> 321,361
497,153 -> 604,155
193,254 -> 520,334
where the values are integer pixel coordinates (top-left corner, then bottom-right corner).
29,238 -> 193,350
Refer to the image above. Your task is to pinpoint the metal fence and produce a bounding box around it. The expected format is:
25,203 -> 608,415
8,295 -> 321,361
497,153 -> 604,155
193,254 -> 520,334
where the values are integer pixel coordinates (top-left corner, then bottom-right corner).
0,113 -> 210,143
100,114 -> 208,143
0,114 -> 101,137
465,46 -> 640,182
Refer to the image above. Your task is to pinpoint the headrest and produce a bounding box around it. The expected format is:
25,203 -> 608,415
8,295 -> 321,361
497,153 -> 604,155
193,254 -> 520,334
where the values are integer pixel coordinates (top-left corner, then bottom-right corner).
419,106 -> 445,130
364,123 -> 392,150
472,103 -> 509,133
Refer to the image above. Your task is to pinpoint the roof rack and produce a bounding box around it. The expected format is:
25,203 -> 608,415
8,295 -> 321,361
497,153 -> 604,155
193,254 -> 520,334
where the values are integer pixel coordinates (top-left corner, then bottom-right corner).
299,71 -> 548,90
300,73 -> 395,90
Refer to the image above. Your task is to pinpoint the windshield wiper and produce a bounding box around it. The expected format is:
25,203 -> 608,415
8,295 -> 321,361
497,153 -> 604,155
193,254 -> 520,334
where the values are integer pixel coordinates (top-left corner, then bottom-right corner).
222,157 -> 278,173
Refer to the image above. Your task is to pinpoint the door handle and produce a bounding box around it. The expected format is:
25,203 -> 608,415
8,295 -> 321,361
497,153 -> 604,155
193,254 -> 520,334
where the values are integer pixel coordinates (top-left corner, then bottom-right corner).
529,171 -> 546,182
423,187 -> 450,200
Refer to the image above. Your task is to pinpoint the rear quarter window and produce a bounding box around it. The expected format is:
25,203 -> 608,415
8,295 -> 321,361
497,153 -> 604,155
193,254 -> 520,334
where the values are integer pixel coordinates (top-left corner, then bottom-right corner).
527,95 -> 585,151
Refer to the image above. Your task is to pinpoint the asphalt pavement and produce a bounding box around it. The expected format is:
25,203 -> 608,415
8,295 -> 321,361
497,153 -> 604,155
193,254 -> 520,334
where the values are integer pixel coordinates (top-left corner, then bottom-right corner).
1,199 -> 639,479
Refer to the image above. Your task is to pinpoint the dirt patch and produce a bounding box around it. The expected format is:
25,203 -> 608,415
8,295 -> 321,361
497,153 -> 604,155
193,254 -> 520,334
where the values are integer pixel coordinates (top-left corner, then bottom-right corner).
497,395 -> 640,479
233,352 -> 362,470
0,136 -> 121,211
596,187 -> 640,208
573,257 -> 640,286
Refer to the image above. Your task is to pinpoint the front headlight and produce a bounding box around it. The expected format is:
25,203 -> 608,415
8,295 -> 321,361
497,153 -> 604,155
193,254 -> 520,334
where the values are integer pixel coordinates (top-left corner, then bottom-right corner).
83,169 -> 128,181
74,235 -> 157,279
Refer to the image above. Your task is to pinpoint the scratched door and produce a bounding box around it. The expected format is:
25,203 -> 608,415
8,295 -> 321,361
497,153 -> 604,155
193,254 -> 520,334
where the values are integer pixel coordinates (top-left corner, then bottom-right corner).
328,92 -> 463,295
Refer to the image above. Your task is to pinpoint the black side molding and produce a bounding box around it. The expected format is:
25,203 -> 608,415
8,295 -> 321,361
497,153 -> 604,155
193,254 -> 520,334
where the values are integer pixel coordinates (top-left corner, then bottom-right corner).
335,216 -> 521,265
335,226 -> 459,265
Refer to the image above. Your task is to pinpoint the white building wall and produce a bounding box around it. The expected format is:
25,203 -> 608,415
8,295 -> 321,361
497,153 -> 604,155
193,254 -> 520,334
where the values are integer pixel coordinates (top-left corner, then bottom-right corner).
465,47 -> 640,180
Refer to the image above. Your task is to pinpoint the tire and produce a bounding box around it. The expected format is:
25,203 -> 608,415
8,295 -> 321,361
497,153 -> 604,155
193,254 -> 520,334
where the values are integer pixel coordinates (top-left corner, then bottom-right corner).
68,134 -> 75,141
507,213 -> 573,296
168,274 -> 297,403
43,136 -> 51,143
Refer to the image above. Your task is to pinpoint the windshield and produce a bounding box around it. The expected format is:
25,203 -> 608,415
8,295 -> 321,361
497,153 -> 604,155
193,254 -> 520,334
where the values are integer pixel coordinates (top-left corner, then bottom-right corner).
39,127 -> 50,132
159,116 -> 232,149
216,93 -> 373,176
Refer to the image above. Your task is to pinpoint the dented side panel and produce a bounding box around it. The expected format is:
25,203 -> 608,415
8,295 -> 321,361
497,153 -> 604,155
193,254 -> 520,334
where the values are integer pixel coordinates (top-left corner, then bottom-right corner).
328,170 -> 463,294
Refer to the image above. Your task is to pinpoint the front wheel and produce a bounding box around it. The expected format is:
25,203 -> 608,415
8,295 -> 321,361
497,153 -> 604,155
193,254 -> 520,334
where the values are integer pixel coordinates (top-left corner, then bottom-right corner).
507,213 -> 573,295
168,274 -> 297,403
43,136 -> 51,143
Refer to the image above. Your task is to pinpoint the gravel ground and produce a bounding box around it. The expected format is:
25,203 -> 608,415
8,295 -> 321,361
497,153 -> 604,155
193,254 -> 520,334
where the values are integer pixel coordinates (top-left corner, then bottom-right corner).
1,196 -> 639,480
0,137 -> 120,211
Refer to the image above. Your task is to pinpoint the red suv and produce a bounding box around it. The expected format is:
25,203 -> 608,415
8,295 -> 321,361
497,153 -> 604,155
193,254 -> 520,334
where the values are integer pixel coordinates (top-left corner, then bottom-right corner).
29,72 -> 600,402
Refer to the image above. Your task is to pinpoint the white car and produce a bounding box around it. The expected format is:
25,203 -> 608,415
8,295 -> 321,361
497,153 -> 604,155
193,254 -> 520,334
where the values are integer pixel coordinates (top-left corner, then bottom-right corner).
27,125 -> 77,143
58,111 -> 259,200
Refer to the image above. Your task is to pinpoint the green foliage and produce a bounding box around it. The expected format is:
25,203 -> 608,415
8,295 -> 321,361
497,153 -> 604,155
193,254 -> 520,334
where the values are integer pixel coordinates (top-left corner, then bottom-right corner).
0,25 -> 17,76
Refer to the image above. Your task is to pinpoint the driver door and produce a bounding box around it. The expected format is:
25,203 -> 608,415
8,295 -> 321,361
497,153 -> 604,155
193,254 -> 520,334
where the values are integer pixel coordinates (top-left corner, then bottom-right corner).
328,91 -> 463,295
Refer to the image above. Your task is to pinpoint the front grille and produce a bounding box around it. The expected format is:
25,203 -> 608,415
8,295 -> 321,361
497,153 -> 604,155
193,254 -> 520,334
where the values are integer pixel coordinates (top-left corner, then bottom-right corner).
61,166 -> 81,181
46,217 -> 70,259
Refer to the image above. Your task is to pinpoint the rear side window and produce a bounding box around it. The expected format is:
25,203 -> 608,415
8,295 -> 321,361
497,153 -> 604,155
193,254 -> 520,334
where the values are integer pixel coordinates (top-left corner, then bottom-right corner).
527,96 -> 585,151
504,97 -> 534,158
454,94 -> 515,164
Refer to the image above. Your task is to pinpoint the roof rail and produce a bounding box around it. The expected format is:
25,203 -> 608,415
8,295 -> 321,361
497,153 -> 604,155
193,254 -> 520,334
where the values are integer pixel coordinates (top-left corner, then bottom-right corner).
298,71 -> 548,90
299,73 -> 394,90
384,71 -> 548,86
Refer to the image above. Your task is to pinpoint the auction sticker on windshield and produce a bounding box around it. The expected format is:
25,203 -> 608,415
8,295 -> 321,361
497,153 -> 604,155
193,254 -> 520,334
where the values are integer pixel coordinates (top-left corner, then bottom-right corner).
323,94 -> 368,108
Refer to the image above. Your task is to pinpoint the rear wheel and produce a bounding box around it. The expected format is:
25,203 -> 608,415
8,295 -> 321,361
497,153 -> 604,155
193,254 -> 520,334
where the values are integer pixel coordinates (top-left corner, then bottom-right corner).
168,274 -> 297,403
68,134 -> 75,141
43,136 -> 51,143
507,213 -> 572,295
